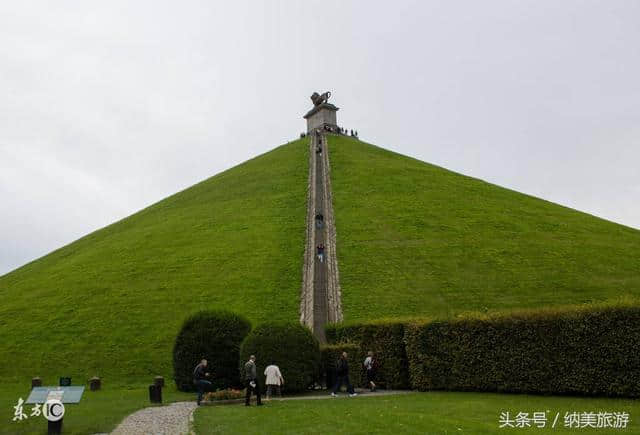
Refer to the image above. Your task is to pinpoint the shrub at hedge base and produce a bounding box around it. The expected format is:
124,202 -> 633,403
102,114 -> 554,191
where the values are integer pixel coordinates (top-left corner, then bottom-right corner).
326,320 -> 410,389
239,322 -> 320,393
320,344 -> 363,389
173,310 -> 251,392
405,305 -> 640,397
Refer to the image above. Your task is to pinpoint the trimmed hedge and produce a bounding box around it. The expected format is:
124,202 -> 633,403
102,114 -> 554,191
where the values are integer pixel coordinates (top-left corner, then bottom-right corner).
325,320 -> 410,389
172,310 -> 251,392
239,322 -> 320,393
320,344 -> 363,389
405,304 -> 640,397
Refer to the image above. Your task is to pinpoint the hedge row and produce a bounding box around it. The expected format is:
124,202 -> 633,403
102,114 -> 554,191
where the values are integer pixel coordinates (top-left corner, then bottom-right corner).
327,303 -> 640,397
320,344 -> 363,389
239,322 -> 320,393
406,305 -> 640,397
325,320 -> 410,389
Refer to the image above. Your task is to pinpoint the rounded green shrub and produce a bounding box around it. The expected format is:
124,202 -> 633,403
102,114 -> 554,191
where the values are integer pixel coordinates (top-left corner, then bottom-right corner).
173,310 -> 251,391
239,322 -> 320,393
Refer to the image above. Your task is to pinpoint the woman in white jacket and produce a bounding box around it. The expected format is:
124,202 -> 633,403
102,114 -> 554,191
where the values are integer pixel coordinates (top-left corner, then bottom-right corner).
264,364 -> 284,399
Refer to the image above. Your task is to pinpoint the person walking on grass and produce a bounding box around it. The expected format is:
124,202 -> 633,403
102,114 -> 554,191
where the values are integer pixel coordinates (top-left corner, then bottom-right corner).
364,351 -> 377,391
264,364 -> 284,399
244,355 -> 263,406
193,359 -> 212,406
331,351 -> 357,397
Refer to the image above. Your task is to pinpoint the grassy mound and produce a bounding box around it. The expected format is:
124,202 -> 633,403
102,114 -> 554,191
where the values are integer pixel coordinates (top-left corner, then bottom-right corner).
328,134 -> 640,321
0,138 -> 308,385
2,132 -> 640,388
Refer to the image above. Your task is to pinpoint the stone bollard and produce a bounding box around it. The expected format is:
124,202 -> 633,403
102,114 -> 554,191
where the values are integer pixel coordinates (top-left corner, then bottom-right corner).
89,376 -> 101,391
154,376 -> 165,388
31,377 -> 42,388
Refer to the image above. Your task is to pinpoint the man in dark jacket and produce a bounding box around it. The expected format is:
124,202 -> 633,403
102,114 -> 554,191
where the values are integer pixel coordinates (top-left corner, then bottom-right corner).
244,355 -> 263,406
193,359 -> 212,406
331,352 -> 357,397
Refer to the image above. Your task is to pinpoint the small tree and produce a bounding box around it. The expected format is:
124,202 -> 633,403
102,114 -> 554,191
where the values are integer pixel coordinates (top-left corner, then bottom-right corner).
173,310 -> 251,391
239,322 -> 320,393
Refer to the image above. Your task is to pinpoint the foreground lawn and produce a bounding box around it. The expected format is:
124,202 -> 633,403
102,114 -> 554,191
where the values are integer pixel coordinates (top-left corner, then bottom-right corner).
1,383 -> 193,434
194,391 -> 640,434
329,135 -> 640,321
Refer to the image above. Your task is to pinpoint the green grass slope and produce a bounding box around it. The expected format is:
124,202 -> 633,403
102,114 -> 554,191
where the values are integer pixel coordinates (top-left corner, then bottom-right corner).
0,138 -> 308,385
328,135 -> 640,322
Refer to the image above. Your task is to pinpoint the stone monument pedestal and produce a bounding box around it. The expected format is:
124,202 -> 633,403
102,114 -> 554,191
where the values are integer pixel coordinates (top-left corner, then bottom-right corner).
304,102 -> 339,133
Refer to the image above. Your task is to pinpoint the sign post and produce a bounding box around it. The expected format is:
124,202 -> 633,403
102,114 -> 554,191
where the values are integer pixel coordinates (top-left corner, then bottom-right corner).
26,386 -> 85,435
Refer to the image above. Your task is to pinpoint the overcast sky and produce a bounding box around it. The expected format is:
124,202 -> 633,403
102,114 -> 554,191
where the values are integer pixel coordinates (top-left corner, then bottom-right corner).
1,1 -> 639,275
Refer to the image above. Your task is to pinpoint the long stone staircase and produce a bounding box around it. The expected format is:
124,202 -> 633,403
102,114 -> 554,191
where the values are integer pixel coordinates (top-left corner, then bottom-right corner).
300,131 -> 343,342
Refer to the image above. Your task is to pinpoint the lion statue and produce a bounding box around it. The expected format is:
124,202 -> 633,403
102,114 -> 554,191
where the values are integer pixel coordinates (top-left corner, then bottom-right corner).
310,91 -> 331,106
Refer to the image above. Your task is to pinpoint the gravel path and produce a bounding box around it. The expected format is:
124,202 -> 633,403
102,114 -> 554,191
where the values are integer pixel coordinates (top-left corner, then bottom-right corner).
110,401 -> 196,435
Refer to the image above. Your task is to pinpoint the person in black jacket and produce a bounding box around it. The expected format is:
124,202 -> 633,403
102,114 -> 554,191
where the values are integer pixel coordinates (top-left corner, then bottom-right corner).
193,359 -> 212,406
331,352 -> 357,397
244,355 -> 263,406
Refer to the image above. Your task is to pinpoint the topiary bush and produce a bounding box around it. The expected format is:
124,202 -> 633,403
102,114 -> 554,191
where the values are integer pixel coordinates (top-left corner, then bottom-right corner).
320,343 -> 362,390
325,320 -> 410,389
173,310 -> 252,392
239,322 -> 320,393
405,303 -> 640,397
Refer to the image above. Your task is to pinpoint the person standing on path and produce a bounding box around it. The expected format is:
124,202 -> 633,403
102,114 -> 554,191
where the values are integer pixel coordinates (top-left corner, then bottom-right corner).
193,359 -> 212,406
331,352 -> 357,397
364,351 -> 377,391
317,244 -> 325,262
244,355 -> 263,406
264,364 -> 284,399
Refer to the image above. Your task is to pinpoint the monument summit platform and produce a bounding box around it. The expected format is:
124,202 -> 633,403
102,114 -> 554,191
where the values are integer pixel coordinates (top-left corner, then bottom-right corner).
303,91 -> 339,133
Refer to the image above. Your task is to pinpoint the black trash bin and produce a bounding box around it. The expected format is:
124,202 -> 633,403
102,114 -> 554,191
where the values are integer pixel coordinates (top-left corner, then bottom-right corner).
149,384 -> 162,403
